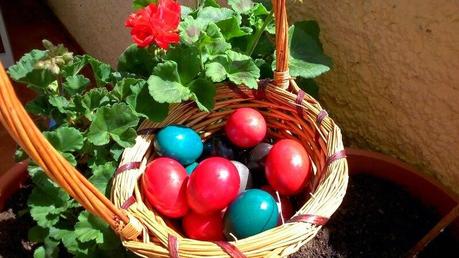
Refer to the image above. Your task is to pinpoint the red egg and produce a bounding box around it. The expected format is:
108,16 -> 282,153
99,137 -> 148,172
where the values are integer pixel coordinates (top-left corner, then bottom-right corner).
187,157 -> 240,214
225,108 -> 267,148
265,139 -> 312,195
142,157 -> 189,218
183,211 -> 225,241
260,185 -> 295,221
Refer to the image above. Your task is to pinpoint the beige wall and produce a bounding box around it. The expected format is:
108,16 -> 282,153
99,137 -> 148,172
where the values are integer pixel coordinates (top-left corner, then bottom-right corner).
47,0 -> 459,192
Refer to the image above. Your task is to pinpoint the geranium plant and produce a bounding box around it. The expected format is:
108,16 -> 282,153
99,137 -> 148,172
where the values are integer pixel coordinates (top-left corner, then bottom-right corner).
8,0 -> 331,256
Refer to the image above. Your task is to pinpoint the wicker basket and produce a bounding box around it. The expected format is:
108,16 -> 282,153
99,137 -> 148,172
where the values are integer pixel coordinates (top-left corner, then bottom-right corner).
0,0 -> 348,257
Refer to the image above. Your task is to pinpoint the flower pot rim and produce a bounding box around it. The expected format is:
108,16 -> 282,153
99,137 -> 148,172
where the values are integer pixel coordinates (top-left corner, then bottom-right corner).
0,160 -> 29,211
345,147 -> 459,203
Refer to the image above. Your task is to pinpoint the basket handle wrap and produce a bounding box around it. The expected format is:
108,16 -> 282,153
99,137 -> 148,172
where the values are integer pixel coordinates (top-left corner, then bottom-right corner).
273,0 -> 290,90
0,0 -> 291,243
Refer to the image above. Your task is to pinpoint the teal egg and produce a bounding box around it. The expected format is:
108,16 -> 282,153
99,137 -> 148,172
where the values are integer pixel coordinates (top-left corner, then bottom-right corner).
185,162 -> 198,175
224,189 -> 279,239
155,125 -> 203,165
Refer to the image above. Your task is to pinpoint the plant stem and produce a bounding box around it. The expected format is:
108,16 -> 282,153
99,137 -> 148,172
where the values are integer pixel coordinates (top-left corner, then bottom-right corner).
245,10 -> 274,56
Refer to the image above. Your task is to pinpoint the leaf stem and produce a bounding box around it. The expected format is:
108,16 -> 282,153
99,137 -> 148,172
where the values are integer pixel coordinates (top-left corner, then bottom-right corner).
245,10 -> 274,56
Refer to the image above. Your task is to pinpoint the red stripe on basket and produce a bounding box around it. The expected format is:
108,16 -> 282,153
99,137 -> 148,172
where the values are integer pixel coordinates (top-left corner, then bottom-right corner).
137,128 -> 158,135
214,241 -> 247,258
115,162 -> 141,175
311,149 -> 347,192
296,90 -> 305,115
252,79 -> 270,100
287,214 -> 329,226
121,196 -> 136,210
316,110 -> 329,125
325,150 -> 347,167
168,234 -> 179,258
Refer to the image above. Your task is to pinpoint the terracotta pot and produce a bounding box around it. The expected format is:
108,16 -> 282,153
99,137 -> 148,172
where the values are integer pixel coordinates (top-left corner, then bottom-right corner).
346,148 -> 459,236
0,160 -> 29,211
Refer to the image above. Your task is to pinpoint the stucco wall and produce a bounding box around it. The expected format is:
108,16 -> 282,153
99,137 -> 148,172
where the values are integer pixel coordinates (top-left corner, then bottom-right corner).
46,0 -> 459,192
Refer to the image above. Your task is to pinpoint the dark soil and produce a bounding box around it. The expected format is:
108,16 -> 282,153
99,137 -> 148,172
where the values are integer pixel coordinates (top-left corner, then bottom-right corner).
0,183 -> 35,258
291,174 -> 459,258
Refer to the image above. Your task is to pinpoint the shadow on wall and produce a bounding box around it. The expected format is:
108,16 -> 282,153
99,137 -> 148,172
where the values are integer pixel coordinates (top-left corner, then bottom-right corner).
287,0 -> 459,193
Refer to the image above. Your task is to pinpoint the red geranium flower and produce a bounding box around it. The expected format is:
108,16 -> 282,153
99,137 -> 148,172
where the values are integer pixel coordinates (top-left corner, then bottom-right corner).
125,0 -> 181,49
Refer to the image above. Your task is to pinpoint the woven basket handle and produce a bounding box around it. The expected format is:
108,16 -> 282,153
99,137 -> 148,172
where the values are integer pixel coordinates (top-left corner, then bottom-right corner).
272,0 -> 290,90
0,0 -> 291,240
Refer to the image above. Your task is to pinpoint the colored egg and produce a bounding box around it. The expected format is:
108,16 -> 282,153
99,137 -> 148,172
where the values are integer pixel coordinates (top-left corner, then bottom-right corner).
260,185 -> 295,222
249,143 -> 272,162
155,125 -> 203,165
142,158 -> 188,218
185,162 -> 198,175
187,157 -> 240,214
224,189 -> 279,239
225,108 -> 267,148
265,139 -> 312,195
231,161 -> 253,193
182,211 -> 225,241
201,134 -> 236,160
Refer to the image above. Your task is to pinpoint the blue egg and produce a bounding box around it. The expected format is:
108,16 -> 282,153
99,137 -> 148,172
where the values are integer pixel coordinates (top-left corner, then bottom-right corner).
224,189 -> 279,239
155,125 -> 203,165
185,162 -> 198,175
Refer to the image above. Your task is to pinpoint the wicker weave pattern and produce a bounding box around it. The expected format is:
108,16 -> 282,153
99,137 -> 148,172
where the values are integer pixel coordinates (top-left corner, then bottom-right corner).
0,0 -> 348,257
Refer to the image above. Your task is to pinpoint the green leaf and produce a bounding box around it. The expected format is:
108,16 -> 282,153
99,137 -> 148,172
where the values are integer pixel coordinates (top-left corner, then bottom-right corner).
110,145 -> 124,161
229,0 -> 254,14
61,152 -> 77,166
28,178 -> 71,228
80,88 -> 111,120
181,6 -> 193,17
63,75 -> 90,95
132,0 -> 156,9
112,77 -> 143,101
273,21 -> 332,78
33,246 -> 46,258
202,0 -> 220,8
199,23 -> 232,61
188,78 -> 216,112
87,56 -> 112,86
286,59 -> 330,79
126,82 -> 169,121
205,61 -> 227,82
87,103 -> 139,147
216,17 -> 250,40
180,17 -> 205,45
75,211 -> 107,244
147,61 -> 192,103
44,127 -> 84,153
25,95 -> 52,116
28,226 -> 49,243
197,7 -> 234,24
89,162 -> 115,196
207,51 -> 260,88
54,227 -> 93,256
7,49 -> 56,91
62,55 -> 87,77
165,46 -> 201,84
48,95 -> 72,114
118,44 -> 159,78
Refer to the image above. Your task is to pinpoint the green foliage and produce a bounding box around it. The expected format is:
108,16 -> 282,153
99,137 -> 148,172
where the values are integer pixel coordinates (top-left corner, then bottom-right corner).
273,20 -> 332,79
132,0 -> 157,9
8,0 -> 331,256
